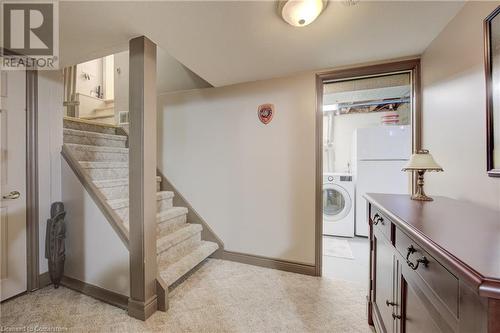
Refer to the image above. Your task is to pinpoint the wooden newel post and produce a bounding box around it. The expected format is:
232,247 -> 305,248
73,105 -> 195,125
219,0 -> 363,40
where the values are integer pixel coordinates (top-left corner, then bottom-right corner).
127,36 -> 158,320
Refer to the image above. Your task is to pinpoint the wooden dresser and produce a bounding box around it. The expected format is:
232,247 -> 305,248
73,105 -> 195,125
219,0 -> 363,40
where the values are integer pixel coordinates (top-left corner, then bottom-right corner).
365,194 -> 500,333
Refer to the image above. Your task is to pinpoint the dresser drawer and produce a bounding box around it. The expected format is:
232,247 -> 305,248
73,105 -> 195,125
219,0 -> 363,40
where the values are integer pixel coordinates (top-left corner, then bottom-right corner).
395,228 -> 459,317
371,208 -> 392,242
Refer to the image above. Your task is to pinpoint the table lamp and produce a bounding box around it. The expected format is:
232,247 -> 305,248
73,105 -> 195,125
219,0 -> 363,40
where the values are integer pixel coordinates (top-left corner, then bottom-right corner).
402,149 -> 443,201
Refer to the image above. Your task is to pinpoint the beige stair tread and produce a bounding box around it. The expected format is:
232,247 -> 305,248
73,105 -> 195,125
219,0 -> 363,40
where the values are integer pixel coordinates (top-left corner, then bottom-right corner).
157,207 -> 188,223
94,176 -> 161,188
63,128 -> 127,141
156,224 -> 202,254
81,112 -> 114,120
156,191 -> 174,200
94,178 -> 129,188
159,241 -> 218,286
79,161 -> 128,169
107,191 -> 174,209
107,198 -> 129,210
66,143 -> 128,153
94,106 -> 114,112
64,116 -> 119,128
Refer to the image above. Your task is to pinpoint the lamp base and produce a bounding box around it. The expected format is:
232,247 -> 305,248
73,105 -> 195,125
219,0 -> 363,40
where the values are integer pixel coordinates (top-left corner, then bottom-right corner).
411,193 -> 434,201
411,170 -> 434,201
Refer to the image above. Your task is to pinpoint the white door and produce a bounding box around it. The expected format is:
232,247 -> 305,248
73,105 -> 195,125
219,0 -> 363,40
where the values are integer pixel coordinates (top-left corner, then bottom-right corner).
0,70 -> 27,301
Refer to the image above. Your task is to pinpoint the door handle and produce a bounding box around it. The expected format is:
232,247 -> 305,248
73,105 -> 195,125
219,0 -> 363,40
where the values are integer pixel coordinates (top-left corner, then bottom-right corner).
2,191 -> 20,200
386,300 -> 397,307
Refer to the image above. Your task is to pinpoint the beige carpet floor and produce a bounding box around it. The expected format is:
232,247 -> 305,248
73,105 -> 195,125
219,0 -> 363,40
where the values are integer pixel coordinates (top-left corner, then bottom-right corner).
0,259 -> 371,333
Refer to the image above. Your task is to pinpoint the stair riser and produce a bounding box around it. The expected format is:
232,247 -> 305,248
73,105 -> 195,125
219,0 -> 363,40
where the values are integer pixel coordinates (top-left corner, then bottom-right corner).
157,214 -> 187,237
94,107 -> 114,113
81,116 -> 115,125
160,241 -> 219,287
158,198 -> 173,212
63,135 -> 126,148
84,168 -> 128,181
94,179 -> 162,201
113,198 -> 174,224
100,185 -> 129,200
64,119 -> 117,135
157,232 -> 201,266
70,149 -> 128,162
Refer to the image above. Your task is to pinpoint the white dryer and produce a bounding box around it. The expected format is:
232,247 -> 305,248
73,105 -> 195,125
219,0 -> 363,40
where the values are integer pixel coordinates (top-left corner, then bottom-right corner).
323,173 -> 355,237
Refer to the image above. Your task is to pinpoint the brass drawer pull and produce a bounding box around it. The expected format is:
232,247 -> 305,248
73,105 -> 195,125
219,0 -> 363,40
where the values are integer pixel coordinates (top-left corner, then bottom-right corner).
373,213 -> 384,225
406,245 -> 417,260
406,245 -> 429,270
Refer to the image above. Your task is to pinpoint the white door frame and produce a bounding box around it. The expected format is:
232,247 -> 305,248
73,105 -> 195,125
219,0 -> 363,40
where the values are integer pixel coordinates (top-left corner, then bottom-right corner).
26,70 -> 39,292
314,59 -> 422,276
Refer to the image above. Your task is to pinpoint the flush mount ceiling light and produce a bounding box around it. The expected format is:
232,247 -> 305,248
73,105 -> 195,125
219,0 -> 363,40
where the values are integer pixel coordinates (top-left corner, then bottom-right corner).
278,0 -> 328,27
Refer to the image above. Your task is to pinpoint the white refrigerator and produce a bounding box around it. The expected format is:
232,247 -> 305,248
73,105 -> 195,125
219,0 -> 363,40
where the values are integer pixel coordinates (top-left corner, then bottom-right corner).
353,126 -> 411,236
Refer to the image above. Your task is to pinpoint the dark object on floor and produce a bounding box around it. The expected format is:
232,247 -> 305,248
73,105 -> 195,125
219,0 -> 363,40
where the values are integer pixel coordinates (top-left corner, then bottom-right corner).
45,202 -> 66,288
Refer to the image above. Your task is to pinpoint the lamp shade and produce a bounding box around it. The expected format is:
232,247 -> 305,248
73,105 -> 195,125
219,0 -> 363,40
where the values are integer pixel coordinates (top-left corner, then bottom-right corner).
402,149 -> 443,171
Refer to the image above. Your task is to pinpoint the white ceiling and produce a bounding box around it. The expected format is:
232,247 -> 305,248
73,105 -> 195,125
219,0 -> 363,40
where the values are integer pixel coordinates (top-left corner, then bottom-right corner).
60,1 -> 465,88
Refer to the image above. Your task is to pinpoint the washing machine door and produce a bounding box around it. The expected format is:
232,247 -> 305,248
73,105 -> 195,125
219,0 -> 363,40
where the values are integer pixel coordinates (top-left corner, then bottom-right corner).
323,183 -> 352,222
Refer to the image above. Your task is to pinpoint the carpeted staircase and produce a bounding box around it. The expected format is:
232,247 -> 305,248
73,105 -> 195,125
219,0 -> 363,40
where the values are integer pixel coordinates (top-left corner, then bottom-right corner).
63,117 -> 218,287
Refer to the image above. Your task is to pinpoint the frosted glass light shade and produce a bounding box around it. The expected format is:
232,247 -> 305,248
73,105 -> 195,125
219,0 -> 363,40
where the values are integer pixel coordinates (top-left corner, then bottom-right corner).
402,150 -> 443,171
279,0 -> 327,27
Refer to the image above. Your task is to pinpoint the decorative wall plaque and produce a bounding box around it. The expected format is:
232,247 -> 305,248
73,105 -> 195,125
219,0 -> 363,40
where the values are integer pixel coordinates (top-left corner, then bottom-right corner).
258,104 -> 275,125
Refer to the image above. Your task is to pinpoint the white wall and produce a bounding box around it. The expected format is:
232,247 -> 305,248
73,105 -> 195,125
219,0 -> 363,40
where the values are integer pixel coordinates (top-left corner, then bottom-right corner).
61,160 -> 130,296
103,55 -> 114,100
421,1 -> 500,211
76,58 -> 103,98
76,93 -> 107,118
38,70 -> 64,274
114,51 -> 129,114
158,73 -> 316,264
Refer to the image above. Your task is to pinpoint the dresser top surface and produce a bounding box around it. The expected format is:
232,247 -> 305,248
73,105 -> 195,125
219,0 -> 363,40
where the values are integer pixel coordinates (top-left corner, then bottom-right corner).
365,193 -> 500,288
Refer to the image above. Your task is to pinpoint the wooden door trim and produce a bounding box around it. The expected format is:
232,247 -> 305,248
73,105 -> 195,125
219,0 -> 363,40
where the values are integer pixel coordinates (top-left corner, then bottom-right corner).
314,59 -> 422,276
26,70 -> 39,291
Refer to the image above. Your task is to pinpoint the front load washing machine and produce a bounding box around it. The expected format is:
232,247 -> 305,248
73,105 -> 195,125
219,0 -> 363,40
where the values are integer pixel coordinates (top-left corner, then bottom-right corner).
323,173 -> 355,237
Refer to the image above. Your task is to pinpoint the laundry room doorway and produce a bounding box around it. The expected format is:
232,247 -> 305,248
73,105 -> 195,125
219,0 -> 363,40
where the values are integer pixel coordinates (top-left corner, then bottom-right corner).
315,60 -> 421,285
